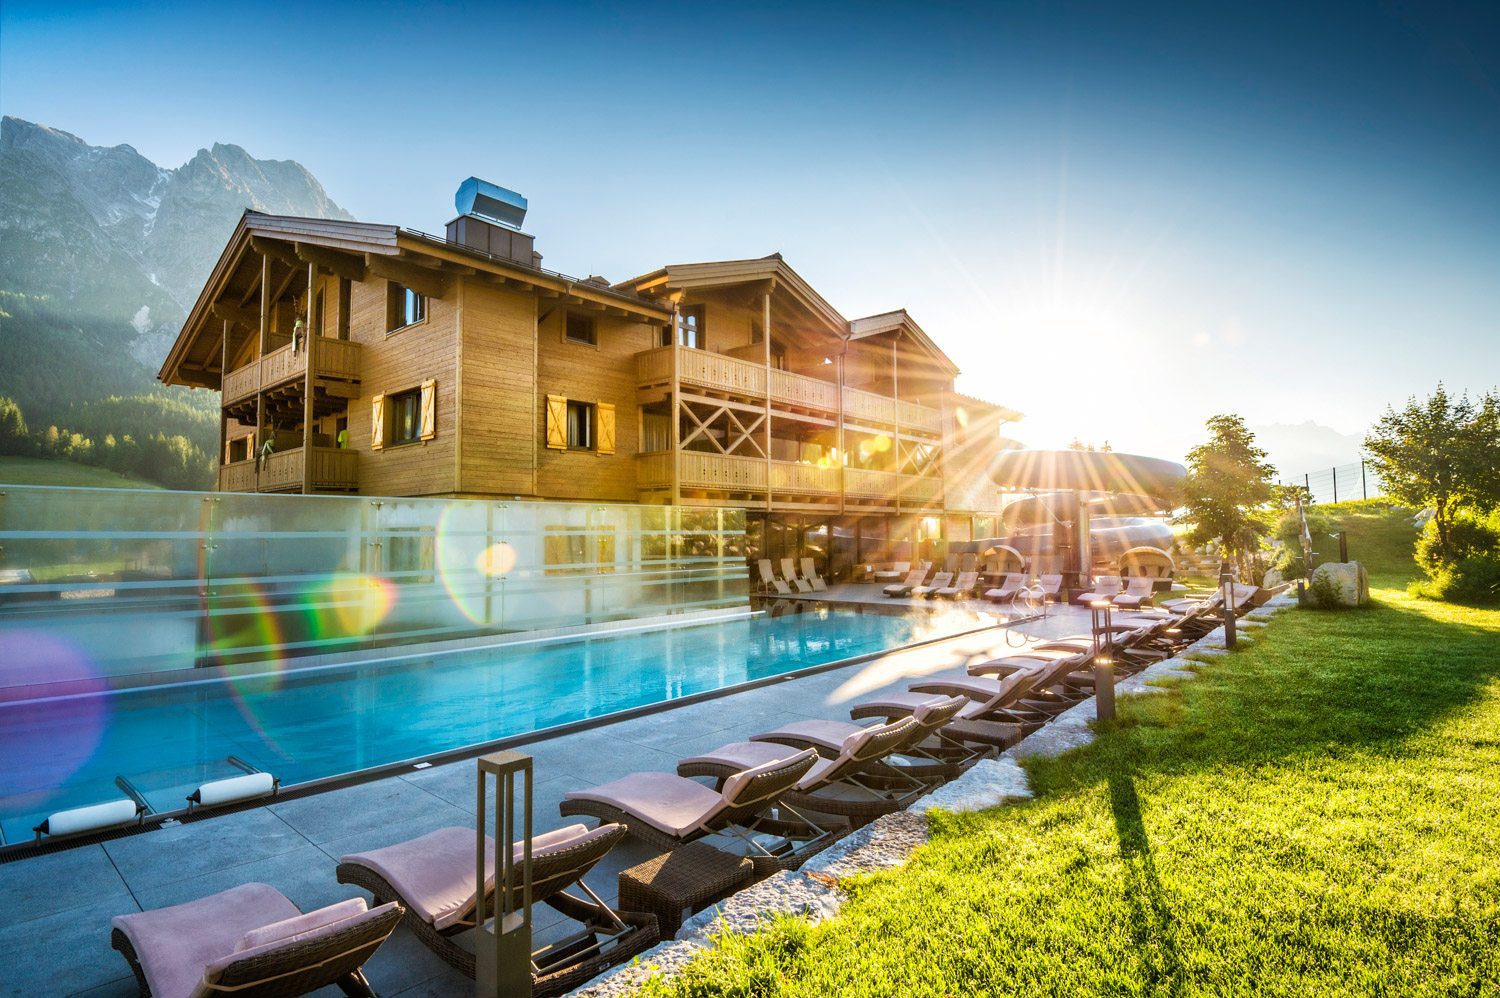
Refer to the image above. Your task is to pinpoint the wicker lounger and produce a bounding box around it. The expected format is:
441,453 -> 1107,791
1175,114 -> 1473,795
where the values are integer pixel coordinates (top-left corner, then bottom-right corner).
561,750 -> 839,876
678,717 -> 927,824
111,882 -> 402,998
336,823 -> 656,994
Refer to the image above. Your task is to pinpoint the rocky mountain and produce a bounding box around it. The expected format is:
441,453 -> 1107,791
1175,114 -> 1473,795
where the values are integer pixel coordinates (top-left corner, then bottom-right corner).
1249,420 -> 1368,478
0,116 -> 351,479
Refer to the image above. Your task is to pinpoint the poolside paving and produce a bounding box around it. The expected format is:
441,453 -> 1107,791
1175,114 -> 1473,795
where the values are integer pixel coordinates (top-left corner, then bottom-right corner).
0,603 -> 1093,998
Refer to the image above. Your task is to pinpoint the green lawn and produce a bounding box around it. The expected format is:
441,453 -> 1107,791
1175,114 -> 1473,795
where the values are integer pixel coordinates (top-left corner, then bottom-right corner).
651,503 -> 1500,996
0,455 -> 161,489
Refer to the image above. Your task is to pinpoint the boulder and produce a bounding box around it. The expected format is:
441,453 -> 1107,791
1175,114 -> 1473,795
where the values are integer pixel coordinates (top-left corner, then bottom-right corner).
1309,562 -> 1369,607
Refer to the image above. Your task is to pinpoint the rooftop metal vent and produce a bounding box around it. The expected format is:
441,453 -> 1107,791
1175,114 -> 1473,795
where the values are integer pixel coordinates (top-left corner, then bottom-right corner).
455,177 -> 527,231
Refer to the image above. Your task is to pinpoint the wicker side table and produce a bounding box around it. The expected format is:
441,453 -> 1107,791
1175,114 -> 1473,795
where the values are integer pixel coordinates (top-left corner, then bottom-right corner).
618,842 -> 755,937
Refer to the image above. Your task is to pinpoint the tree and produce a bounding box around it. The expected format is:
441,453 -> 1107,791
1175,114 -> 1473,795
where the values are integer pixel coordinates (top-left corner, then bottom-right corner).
1364,384 -> 1500,564
1178,414 -> 1281,578
0,396 -> 30,456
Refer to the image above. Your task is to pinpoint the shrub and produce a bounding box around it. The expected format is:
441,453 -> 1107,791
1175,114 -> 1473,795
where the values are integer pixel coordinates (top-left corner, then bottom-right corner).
1413,511 -> 1499,571
1411,554 -> 1500,605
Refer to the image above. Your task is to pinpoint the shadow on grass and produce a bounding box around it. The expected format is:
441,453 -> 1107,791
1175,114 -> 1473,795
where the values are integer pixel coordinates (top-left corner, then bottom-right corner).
1108,771 -> 1185,993
1024,593 -> 1500,798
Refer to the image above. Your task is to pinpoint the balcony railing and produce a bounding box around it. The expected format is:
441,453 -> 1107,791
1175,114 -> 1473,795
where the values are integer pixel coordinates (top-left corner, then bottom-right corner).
222,338 -> 362,406
636,345 -> 939,431
218,447 -> 358,493
639,452 -> 937,504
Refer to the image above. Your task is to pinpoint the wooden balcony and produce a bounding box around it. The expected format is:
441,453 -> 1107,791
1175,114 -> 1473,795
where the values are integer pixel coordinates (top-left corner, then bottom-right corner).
222,338 -> 362,406
638,452 -> 937,506
218,447 -> 358,493
636,345 -> 939,431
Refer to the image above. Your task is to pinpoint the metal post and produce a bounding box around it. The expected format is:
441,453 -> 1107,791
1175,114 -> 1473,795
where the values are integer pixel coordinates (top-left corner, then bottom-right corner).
1361,461 -> 1367,500
1220,570 -> 1237,650
1089,600 -> 1116,722
1304,473 -> 1311,503
475,751 -> 533,998
1337,530 -> 1348,563
1332,466 -> 1338,503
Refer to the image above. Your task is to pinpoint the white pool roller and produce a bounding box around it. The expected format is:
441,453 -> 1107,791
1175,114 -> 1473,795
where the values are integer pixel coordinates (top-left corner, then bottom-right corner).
193,772 -> 276,807
39,798 -> 139,837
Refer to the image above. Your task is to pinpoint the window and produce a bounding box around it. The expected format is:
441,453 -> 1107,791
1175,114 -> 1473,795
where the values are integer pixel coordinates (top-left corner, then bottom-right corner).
567,400 -> 594,450
386,282 -> 426,333
565,312 -> 597,345
387,388 -> 421,447
661,305 -> 705,349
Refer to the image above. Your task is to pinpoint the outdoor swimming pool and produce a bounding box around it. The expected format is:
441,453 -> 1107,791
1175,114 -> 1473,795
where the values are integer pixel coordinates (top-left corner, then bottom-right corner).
0,604 -> 992,844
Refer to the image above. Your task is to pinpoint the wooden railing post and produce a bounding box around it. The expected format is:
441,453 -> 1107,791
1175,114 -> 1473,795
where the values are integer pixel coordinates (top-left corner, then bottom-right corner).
302,262 -> 316,494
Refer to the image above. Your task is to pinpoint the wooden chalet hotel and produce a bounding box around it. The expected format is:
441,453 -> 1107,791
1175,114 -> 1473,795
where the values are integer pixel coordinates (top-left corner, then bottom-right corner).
159,179 -> 1022,579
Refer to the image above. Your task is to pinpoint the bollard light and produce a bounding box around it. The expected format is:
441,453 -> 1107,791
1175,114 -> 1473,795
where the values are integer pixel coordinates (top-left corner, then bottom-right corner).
1088,600 -> 1117,721
1219,571 -> 1238,650
476,750 -> 534,998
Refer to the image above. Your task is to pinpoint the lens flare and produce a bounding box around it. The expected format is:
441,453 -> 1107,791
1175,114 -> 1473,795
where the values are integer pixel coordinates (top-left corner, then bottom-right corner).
476,542 -> 517,577
436,504 -> 495,625
0,631 -> 107,811
327,572 -> 396,635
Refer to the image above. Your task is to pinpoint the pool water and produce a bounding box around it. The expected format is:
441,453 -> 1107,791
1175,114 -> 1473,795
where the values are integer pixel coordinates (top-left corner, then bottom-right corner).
0,605 -> 987,843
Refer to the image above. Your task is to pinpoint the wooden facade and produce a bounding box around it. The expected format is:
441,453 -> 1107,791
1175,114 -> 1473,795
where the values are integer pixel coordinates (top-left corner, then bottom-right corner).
160,212 -> 1021,557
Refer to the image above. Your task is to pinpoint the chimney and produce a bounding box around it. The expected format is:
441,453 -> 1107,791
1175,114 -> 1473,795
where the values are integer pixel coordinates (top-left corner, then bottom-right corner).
445,177 -> 541,268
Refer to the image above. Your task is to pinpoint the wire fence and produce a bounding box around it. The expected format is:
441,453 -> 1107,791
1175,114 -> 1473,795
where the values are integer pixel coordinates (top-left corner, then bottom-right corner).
1280,460 -> 1384,505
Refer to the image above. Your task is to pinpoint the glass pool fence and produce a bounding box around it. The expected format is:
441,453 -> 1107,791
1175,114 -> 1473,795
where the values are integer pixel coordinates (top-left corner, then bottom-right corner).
0,485 -> 749,698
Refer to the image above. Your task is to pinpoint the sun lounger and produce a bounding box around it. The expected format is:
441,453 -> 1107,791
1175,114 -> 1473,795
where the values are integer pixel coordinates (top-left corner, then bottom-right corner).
781,558 -> 813,593
857,663 -> 1070,750
1113,576 -> 1157,609
883,568 -> 928,597
910,571 -> 953,599
1079,575 -> 1124,604
757,559 -> 792,595
111,882 -> 402,998
871,561 -> 911,583
982,573 -> 1028,603
678,717 -> 926,823
754,694 -> 974,781
1037,574 -> 1064,601
800,557 -> 828,591
936,571 -> 980,599
560,750 -> 836,872
337,823 -> 655,990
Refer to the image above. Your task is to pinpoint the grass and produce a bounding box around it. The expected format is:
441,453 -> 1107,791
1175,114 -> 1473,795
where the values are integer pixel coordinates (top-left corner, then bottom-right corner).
0,455 -> 161,489
649,503 -> 1500,997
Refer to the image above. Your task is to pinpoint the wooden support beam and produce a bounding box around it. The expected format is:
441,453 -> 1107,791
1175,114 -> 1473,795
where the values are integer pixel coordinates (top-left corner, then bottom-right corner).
211,302 -> 260,328
251,236 -> 300,268
294,242 -> 365,282
302,261 -> 317,494
364,253 -> 451,299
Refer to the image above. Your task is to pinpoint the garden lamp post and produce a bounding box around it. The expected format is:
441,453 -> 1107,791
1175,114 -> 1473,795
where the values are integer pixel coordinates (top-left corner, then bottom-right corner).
1089,599 -> 1116,722
1219,569 -> 1238,650
476,750 -> 533,998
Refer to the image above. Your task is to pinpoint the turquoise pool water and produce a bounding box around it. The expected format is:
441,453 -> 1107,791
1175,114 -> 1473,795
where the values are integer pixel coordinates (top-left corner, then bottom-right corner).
0,605 -> 986,843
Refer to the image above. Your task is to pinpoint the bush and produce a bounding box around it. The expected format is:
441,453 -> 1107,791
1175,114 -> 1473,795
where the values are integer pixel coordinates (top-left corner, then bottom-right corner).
1411,554 -> 1500,605
1414,512 -> 1499,571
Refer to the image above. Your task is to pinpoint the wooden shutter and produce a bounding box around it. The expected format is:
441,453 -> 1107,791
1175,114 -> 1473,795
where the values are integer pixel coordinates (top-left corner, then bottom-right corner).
419,379 -> 437,440
370,394 -> 385,450
545,394 -> 568,450
597,402 -> 616,455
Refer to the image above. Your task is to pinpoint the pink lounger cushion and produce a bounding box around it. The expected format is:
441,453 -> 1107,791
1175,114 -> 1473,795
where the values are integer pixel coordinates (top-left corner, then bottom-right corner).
340,823 -> 602,930
110,883 -> 300,998
565,771 -> 725,838
237,897 -> 367,951
755,718 -> 861,753
203,902 -> 400,988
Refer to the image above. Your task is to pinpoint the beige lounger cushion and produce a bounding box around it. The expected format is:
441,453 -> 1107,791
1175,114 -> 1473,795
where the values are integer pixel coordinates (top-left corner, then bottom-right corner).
111,882 -> 300,998
340,823 -> 600,930
684,741 -> 838,790
755,718 -> 859,753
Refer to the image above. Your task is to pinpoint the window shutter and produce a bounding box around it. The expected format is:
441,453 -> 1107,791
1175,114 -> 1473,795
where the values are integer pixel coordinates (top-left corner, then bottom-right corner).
371,394 -> 385,450
224,437 -> 233,464
597,402 -> 616,455
545,394 -> 568,450
419,379 -> 437,440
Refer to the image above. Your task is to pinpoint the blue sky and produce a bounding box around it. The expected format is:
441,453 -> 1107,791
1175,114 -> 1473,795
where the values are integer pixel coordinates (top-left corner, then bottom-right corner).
3,1 -> 1497,468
